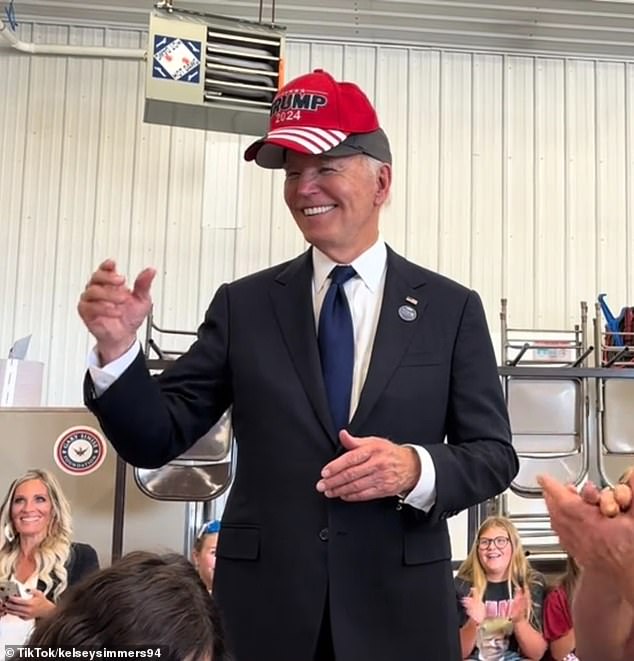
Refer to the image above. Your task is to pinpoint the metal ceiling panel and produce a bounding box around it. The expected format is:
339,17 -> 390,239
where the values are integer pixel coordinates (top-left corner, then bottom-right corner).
8,1 -> 634,59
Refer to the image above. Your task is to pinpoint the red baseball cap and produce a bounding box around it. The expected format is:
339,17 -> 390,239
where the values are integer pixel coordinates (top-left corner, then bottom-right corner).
244,69 -> 392,168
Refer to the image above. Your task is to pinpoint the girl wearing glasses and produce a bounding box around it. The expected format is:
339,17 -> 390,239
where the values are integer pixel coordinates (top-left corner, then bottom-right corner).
455,516 -> 547,660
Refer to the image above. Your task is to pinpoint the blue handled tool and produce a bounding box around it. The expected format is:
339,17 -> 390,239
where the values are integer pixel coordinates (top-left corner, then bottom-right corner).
598,293 -> 624,347
4,0 -> 18,30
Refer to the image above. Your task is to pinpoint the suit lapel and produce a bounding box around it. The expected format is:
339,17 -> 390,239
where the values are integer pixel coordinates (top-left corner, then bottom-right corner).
269,249 -> 336,442
350,248 -> 428,431
268,246 -> 429,443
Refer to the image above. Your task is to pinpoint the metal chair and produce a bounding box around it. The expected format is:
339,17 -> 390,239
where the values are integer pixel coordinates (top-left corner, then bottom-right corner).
500,299 -> 590,498
467,300 -> 591,570
131,308 -> 236,557
593,302 -> 634,486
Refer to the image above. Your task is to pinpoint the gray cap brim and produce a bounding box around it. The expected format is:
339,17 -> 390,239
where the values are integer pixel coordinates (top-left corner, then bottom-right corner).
253,128 -> 392,169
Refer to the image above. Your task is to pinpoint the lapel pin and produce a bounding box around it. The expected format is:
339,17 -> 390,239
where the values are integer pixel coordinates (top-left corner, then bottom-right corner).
398,305 -> 417,322
405,296 -> 418,306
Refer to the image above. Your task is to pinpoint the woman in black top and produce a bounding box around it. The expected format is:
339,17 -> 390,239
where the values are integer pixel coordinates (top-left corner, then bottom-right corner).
0,468 -> 99,650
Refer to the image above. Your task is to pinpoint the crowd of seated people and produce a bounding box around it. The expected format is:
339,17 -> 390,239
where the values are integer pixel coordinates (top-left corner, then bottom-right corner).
0,466 -> 226,659
453,459 -> 634,661
0,465 -> 629,661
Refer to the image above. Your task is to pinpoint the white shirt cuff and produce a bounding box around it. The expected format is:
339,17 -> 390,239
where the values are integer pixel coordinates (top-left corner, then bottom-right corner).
87,341 -> 141,396
401,444 -> 437,512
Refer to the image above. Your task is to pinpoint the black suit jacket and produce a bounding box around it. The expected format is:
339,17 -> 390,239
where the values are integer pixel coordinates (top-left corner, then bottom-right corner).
39,542 -> 99,601
86,246 -> 517,661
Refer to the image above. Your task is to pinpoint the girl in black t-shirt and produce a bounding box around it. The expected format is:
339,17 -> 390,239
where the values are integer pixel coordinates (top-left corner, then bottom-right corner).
455,516 -> 547,660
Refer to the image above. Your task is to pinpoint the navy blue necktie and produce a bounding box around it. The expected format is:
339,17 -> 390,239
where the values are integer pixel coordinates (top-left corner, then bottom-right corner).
318,265 -> 357,432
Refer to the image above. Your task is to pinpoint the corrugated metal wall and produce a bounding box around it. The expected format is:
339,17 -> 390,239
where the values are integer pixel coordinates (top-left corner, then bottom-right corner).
1,23 -> 633,407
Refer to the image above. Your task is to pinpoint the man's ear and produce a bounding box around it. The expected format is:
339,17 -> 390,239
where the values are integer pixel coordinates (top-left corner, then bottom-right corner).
375,163 -> 392,205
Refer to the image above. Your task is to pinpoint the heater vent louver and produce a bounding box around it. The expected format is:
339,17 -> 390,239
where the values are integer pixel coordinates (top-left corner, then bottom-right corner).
144,7 -> 285,135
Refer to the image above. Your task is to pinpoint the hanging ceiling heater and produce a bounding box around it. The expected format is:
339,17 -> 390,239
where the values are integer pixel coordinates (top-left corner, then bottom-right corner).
144,6 -> 285,135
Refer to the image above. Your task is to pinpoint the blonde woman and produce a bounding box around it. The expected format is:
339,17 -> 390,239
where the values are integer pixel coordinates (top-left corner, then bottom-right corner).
0,469 -> 99,655
455,516 -> 547,660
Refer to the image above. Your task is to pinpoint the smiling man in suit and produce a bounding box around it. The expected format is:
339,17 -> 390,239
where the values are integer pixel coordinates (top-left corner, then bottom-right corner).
78,69 -> 518,661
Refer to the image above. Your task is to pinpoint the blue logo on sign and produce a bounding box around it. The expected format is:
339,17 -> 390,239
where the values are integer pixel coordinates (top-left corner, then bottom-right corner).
152,35 -> 201,84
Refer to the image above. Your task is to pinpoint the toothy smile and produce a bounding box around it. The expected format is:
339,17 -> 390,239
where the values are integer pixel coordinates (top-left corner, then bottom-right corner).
303,205 -> 335,216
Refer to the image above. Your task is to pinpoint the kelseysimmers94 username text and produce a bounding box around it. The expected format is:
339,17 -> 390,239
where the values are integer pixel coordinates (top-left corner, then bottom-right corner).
5,647 -> 167,659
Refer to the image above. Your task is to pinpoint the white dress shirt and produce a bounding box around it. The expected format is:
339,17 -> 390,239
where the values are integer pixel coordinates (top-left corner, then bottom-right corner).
311,240 -> 436,511
88,239 -> 437,511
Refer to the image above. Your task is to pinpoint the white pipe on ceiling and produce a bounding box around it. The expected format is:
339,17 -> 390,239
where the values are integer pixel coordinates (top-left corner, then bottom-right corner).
0,19 -> 145,58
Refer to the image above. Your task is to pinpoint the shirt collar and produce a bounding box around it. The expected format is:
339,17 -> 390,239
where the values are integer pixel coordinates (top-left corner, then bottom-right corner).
312,239 -> 387,294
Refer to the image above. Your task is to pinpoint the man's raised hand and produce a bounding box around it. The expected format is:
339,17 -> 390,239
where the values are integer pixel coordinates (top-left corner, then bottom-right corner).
78,259 -> 156,364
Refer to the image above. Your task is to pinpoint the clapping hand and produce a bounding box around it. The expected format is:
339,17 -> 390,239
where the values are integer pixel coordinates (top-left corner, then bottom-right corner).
509,586 -> 529,623
539,470 -> 634,600
462,588 -> 486,625
578,469 -> 633,518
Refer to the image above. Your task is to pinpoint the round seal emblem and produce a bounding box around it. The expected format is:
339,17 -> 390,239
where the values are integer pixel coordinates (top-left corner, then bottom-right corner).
53,426 -> 107,475
398,304 -> 417,322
